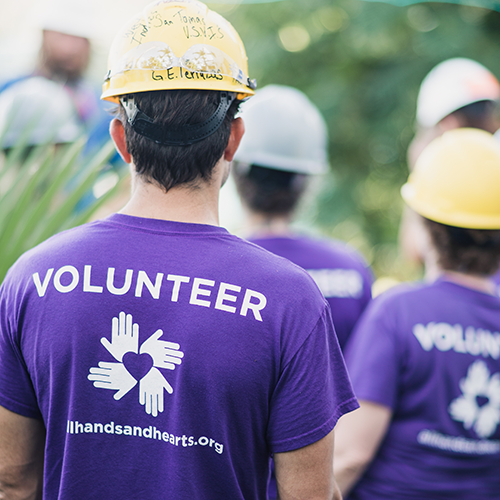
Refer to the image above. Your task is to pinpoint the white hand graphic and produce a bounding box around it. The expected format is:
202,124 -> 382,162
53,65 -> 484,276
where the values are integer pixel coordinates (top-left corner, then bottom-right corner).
101,312 -> 139,362
475,405 -> 500,438
449,360 -> 500,438
88,362 -> 137,400
140,329 -> 184,370
139,367 -> 173,417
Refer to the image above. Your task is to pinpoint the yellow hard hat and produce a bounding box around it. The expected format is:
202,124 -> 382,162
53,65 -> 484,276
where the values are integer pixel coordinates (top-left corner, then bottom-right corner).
401,128 -> 500,229
101,0 -> 256,103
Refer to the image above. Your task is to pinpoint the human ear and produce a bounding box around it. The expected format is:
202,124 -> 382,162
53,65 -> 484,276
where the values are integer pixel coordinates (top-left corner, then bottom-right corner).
224,117 -> 245,162
109,118 -> 132,164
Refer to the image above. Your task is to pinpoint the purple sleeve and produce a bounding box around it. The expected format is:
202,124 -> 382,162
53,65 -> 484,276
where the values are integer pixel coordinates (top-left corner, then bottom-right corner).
267,306 -> 359,453
358,264 -> 374,319
0,281 -> 41,419
344,296 -> 399,409
362,265 -> 374,305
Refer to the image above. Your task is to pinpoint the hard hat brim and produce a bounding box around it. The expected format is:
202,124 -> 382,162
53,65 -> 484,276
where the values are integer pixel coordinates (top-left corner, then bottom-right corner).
102,69 -> 254,103
401,182 -> 500,229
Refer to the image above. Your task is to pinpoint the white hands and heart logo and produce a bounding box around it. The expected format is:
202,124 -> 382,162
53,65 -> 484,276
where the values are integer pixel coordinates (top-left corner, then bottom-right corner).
449,360 -> 500,439
88,312 -> 184,417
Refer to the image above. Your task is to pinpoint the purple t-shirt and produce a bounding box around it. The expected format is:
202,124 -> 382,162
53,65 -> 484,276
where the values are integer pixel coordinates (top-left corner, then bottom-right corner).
248,236 -> 373,349
0,214 -> 358,499
492,269 -> 500,295
345,278 -> 500,499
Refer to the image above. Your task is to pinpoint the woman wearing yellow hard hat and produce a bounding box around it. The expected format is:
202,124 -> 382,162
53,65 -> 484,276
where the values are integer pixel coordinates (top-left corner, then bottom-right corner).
334,128 -> 500,499
399,58 -> 500,277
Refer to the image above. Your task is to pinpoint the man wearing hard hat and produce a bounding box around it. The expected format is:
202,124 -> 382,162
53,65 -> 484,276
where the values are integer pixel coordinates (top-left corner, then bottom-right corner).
334,128 -> 500,499
0,0 -> 109,152
233,84 -> 373,351
0,1 -> 357,498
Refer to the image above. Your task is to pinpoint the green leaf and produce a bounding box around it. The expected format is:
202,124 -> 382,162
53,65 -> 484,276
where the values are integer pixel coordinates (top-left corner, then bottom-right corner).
3,139 -> 86,258
0,132 -> 124,283
32,141 -> 117,244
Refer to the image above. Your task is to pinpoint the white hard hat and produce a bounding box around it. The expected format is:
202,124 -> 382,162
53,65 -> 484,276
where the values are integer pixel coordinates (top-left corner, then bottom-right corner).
0,77 -> 83,148
495,127 -> 500,144
39,0 -> 98,40
234,84 -> 329,175
416,58 -> 500,128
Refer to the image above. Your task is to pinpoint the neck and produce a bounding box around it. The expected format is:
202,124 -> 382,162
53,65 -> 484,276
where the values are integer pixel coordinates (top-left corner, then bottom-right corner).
243,212 -> 294,238
119,171 -> 221,226
438,270 -> 497,295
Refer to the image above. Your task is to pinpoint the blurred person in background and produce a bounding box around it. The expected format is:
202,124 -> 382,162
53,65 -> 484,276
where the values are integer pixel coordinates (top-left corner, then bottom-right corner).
399,58 -> 500,280
0,1 -> 357,498
233,84 -> 373,351
408,58 -> 500,169
0,0 -> 123,211
334,128 -> 500,499
233,84 -> 373,500
0,76 -> 83,153
0,0 -> 112,154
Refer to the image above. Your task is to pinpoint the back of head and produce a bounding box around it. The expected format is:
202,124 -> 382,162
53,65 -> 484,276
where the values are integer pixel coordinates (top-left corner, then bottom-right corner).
233,85 -> 328,215
102,0 -> 255,191
416,58 -> 500,129
448,100 -> 499,132
401,128 -> 500,274
0,76 -> 83,149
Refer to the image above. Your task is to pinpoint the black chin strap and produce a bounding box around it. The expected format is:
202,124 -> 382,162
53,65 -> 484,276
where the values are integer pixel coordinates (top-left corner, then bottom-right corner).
120,92 -> 236,146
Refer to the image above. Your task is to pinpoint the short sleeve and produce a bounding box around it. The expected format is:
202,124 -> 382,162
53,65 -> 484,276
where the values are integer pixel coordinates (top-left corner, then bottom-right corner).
0,280 -> 41,419
361,265 -> 374,308
344,296 -> 399,409
267,306 -> 359,453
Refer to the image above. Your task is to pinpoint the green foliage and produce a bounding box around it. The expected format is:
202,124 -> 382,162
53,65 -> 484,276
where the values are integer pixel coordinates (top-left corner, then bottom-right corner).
0,140 -> 126,282
361,0 -> 500,11
218,0 -> 500,279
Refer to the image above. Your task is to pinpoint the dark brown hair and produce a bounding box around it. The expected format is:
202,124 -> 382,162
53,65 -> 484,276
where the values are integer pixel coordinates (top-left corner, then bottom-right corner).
424,217 -> 500,275
449,100 -> 500,133
233,164 -> 308,216
118,89 -> 240,191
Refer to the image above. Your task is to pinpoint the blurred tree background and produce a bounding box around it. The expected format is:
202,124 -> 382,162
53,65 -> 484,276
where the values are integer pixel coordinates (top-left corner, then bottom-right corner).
2,0 -> 500,284
214,0 -> 500,282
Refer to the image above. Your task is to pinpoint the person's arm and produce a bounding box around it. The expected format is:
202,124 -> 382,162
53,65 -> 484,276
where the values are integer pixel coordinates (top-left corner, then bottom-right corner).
0,405 -> 45,500
274,429 -> 340,500
333,400 -> 392,497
